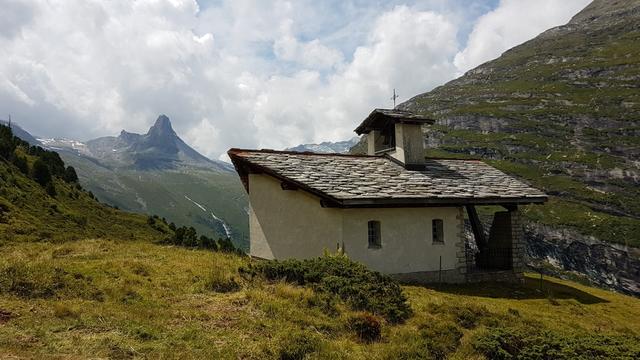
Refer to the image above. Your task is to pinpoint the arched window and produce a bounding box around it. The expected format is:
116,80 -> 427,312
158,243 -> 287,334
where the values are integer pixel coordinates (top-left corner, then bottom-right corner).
368,220 -> 381,248
432,219 -> 444,244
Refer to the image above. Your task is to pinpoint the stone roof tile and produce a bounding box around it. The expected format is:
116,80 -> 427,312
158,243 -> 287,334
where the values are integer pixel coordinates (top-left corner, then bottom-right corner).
229,149 -> 547,205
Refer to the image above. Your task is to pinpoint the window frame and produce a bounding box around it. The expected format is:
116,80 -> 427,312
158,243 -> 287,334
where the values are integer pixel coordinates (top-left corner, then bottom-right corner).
368,220 -> 382,249
432,218 -> 444,244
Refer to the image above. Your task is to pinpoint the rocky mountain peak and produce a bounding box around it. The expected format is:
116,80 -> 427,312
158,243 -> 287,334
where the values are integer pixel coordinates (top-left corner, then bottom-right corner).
118,130 -> 140,144
147,115 -> 175,138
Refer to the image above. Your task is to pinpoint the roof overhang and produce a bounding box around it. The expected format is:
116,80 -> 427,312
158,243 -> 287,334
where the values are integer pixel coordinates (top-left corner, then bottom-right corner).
228,148 -> 548,209
337,196 -> 548,208
354,109 -> 436,135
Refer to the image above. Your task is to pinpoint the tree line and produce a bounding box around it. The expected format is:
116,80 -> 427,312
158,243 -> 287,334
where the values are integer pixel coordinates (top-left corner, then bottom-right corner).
147,214 -> 241,254
0,125 -> 79,196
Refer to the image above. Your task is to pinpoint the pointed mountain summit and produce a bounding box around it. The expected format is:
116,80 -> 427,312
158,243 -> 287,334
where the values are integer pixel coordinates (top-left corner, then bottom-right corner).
131,115 -> 180,156
147,115 -> 176,138
85,115 -> 227,171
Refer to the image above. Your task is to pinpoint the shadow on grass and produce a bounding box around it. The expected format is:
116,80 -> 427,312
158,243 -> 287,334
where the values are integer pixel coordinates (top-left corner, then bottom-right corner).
420,275 -> 608,304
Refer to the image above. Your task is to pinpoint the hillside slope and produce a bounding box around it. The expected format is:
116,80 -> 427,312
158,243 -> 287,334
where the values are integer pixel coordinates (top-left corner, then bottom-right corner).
0,121 -> 40,146
390,0 -> 640,294
0,126 -> 169,245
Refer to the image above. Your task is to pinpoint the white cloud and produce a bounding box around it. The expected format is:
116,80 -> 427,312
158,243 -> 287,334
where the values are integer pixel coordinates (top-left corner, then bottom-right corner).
454,0 -> 591,73
0,0 -> 590,159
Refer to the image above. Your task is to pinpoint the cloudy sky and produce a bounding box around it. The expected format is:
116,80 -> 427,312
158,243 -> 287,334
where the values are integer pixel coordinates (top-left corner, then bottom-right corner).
1,0 -> 590,160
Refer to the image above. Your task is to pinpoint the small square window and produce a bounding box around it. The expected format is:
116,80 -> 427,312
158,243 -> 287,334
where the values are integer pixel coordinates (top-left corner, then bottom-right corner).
432,219 -> 444,244
368,220 -> 381,248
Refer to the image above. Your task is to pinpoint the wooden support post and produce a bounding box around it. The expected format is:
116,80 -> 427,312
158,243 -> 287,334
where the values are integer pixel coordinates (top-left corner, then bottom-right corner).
466,205 -> 487,250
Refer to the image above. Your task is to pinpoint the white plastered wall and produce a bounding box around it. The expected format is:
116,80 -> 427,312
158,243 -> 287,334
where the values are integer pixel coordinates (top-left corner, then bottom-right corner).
341,207 -> 461,274
248,173 -> 462,274
249,174 -> 342,259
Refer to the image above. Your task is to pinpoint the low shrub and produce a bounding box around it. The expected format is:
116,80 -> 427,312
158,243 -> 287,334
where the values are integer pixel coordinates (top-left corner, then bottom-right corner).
472,326 -> 640,360
241,255 -> 412,323
277,330 -> 321,360
200,257 -> 241,293
452,304 -> 489,329
203,268 -> 241,293
418,321 -> 464,359
348,312 -> 382,342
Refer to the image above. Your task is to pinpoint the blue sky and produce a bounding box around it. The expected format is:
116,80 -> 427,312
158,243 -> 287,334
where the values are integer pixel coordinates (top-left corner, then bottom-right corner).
0,0 -> 590,160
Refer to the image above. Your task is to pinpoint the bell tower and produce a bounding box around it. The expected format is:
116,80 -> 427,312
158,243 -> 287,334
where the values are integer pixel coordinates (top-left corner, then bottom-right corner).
354,109 -> 434,169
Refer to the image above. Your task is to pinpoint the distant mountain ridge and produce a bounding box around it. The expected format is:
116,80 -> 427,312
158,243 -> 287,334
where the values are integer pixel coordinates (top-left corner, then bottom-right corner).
286,137 -> 360,154
0,120 -> 41,146
81,115 -> 230,171
12,116 -> 248,248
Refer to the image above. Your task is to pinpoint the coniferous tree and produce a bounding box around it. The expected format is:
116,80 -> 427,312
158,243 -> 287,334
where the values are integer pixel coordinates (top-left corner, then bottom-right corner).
63,166 -> 79,183
11,155 -> 28,175
31,159 -> 52,186
45,182 -> 57,197
0,126 -> 14,159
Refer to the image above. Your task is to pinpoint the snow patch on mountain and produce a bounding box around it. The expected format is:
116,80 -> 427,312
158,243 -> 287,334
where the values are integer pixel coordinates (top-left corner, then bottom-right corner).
37,138 -> 93,157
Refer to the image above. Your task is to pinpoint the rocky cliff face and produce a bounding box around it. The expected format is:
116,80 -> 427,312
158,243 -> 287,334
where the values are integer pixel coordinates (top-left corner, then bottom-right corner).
524,223 -> 640,296
393,0 -> 640,294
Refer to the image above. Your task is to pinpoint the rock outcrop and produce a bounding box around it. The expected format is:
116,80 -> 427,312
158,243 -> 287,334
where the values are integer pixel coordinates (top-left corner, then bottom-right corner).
390,0 -> 640,294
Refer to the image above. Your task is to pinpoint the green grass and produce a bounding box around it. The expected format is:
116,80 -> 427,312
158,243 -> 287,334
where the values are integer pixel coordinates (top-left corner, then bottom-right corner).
1,239 -> 639,359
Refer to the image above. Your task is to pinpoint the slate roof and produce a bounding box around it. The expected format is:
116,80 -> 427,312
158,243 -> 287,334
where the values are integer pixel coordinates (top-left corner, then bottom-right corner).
228,149 -> 547,208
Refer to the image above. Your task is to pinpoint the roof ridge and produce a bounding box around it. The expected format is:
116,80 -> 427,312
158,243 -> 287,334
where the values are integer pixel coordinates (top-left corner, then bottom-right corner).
228,148 -> 481,161
227,148 -> 379,158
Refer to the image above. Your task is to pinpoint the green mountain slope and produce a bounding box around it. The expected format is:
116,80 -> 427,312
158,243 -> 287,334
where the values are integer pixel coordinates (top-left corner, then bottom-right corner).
58,152 -> 249,248
36,116 -> 249,249
397,0 -> 640,248
0,126 -> 169,245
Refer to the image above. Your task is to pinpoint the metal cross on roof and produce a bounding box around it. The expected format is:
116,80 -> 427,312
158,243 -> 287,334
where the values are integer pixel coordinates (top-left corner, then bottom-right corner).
391,88 -> 399,108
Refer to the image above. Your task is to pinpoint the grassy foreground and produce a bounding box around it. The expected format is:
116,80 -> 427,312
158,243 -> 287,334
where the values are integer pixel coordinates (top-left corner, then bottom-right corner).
1,239 -> 639,359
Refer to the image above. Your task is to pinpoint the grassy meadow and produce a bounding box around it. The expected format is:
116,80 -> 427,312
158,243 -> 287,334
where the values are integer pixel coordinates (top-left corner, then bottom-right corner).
1,239 -> 639,359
